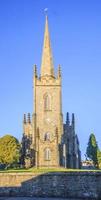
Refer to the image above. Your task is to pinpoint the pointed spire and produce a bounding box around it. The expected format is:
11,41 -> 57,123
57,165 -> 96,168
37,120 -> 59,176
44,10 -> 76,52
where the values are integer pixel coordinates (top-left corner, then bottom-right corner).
66,112 -> 70,126
41,16 -> 54,77
34,64 -> 37,78
28,113 -> 31,123
23,114 -> 26,124
72,113 -> 75,130
57,64 -> 61,78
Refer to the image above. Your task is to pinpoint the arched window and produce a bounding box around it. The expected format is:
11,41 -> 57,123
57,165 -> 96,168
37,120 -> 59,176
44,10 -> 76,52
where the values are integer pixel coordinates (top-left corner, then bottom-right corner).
44,132 -> 50,141
44,148 -> 51,161
44,94 -> 51,111
63,144 -> 66,157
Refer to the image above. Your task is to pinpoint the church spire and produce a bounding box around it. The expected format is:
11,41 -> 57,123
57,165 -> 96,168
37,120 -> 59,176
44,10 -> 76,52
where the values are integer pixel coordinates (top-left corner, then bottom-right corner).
72,113 -> 75,130
41,15 -> 54,77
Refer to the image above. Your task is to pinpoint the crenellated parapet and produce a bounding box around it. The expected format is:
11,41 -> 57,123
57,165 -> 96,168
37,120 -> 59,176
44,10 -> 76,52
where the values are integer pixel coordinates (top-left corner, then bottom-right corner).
33,66 -> 61,86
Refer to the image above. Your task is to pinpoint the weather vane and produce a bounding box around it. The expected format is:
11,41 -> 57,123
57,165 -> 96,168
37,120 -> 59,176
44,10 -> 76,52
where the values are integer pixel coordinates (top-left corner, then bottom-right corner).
44,8 -> 48,15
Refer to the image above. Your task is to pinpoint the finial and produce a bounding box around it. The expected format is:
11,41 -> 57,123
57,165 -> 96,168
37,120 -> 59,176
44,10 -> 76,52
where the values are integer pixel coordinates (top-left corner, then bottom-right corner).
28,113 -> 31,123
23,114 -> 26,124
57,64 -> 61,78
66,112 -> 70,126
44,8 -> 48,16
34,64 -> 37,77
72,113 -> 75,129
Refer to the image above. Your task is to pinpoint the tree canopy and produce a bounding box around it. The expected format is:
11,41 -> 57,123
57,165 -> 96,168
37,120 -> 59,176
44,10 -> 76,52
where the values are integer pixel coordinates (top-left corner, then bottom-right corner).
86,133 -> 99,167
0,135 -> 21,167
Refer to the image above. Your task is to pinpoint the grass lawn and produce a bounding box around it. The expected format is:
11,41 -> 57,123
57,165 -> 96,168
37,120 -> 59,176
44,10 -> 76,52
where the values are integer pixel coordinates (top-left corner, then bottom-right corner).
0,167 -> 101,173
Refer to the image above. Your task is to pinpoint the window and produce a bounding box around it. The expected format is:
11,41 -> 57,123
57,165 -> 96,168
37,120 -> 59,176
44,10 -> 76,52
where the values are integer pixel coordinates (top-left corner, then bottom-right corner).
44,148 -> 51,161
44,132 -> 50,141
63,144 -> 66,157
44,94 -> 51,111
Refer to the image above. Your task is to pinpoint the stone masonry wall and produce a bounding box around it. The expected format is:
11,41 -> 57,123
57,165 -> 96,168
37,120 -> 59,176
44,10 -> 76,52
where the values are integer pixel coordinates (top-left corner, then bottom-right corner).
0,172 -> 101,199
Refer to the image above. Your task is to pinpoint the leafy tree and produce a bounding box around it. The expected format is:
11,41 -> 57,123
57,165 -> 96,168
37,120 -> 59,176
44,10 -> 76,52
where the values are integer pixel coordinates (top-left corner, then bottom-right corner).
86,133 -> 99,167
0,135 -> 21,168
97,150 -> 101,169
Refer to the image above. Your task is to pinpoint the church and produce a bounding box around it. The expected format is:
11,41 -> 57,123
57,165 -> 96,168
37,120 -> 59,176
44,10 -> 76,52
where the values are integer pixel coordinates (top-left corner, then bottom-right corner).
21,16 -> 81,169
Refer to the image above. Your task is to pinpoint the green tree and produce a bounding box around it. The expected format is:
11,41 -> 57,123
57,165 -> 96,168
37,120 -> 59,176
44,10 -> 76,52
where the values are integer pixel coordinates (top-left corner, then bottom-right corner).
0,135 -> 21,168
97,150 -> 101,169
86,133 -> 99,167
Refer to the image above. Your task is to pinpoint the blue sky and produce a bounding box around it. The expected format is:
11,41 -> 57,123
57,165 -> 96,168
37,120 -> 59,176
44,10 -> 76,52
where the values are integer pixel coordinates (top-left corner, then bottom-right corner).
0,0 -> 101,159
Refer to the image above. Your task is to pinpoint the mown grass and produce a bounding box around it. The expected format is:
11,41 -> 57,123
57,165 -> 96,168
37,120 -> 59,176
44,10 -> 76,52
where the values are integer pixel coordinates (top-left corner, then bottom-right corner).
0,167 -> 101,173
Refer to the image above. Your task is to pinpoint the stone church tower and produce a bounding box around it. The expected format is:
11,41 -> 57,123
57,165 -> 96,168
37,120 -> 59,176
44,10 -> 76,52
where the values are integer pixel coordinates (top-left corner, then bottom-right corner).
33,16 -> 63,167
21,16 -> 81,169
